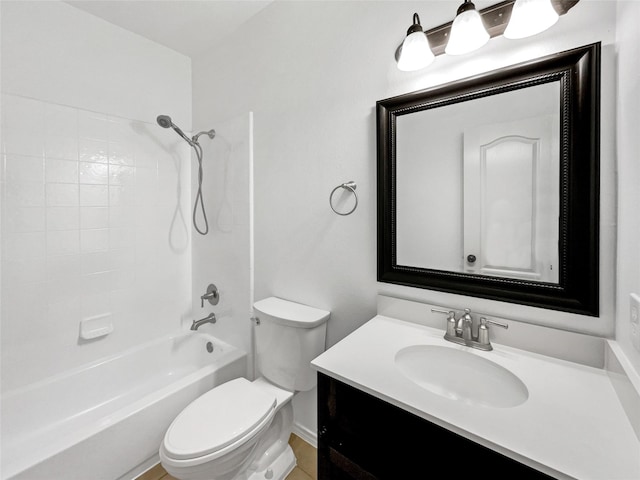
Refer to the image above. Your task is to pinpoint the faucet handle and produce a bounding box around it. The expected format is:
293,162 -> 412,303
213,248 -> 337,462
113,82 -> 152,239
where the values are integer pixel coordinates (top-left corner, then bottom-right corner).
478,317 -> 508,348
200,284 -> 220,308
481,317 -> 508,329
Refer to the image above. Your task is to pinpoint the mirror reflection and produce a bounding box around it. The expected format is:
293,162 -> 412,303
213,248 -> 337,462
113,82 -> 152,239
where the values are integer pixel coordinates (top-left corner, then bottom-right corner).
396,82 -> 560,283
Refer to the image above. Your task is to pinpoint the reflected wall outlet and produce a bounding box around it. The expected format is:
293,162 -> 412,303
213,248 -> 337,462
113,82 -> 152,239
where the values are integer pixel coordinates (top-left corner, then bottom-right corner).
631,293 -> 640,352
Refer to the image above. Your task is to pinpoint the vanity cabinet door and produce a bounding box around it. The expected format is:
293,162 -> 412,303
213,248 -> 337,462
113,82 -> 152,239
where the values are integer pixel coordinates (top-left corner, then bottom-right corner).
317,373 -> 555,480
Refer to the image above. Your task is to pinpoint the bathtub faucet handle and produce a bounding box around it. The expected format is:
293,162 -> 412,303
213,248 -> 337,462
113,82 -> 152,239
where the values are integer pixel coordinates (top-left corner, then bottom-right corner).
200,284 -> 219,308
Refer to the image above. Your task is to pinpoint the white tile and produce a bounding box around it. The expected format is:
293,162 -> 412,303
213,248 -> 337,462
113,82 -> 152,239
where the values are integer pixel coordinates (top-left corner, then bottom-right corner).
2,257 -> 46,284
5,155 -> 44,184
79,161 -> 108,185
109,248 -> 135,269
108,141 -> 135,166
47,230 -> 80,256
108,206 -> 135,227
80,228 -> 109,253
1,94 -> 44,130
3,207 -> 46,232
79,138 -> 108,163
78,110 -> 109,141
79,184 -> 108,206
2,128 -> 44,157
81,251 -> 111,275
109,228 -> 134,250
44,103 -> 78,138
135,152 -> 158,170
2,284 -> 47,334
3,232 -> 46,260
46,184 -> 79,207
46,158 -> 78,184
80,271 -> 112,295
46,206 -> 79,231
111,268 -> 135,290
45,134 -> 78,160
46,296 -> 81,323
109,164 -> 135,185
80,207 -> 108,229
108,185 -> 134,206
5,181 -> 45,207
45,277 -> 81,306
80,291 -> 111,319
107,117 -> 135,143
46,254 -> 81,280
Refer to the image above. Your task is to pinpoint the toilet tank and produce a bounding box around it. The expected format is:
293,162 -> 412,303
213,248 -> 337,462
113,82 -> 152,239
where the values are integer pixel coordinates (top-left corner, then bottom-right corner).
253,297 -> 330,392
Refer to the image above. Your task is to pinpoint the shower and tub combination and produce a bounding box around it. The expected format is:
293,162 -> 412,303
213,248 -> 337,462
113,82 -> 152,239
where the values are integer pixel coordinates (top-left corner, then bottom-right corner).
0,111 -> 236,480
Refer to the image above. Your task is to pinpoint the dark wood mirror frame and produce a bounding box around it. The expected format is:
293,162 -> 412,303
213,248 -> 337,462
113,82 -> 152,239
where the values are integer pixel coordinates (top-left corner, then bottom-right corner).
377,43 -> 600,316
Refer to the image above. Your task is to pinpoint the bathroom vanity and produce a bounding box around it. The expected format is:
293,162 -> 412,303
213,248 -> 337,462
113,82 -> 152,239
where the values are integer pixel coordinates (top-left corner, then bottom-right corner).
316,373 -> 552,479
311,300 -> 640,480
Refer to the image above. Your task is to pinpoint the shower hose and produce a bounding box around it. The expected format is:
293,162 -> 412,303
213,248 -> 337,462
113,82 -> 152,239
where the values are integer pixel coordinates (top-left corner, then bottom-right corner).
192,141 -> 209,236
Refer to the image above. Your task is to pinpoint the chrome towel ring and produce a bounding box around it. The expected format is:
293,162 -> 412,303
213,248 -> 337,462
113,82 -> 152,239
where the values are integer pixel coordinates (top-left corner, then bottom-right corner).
330,181 -> 358,216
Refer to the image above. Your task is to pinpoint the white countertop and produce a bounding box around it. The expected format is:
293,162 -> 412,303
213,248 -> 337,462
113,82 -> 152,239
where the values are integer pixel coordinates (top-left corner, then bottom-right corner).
311,315 -> 640,480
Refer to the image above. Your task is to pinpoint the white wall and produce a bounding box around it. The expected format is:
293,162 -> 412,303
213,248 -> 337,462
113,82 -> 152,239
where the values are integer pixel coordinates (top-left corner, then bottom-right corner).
193,0 -> 622,437
615,0 -> 640,375
0,1 -> 193,391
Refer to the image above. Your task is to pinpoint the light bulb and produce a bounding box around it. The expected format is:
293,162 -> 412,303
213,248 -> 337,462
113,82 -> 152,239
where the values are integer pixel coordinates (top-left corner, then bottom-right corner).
397,13 -> 435,72
504,0 -> 559,39
445,1 -> 490,56
398,31 -> 435,71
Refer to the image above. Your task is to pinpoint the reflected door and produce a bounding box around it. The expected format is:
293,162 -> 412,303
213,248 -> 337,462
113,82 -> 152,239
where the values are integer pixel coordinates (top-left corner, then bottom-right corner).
463,116 -> 559,282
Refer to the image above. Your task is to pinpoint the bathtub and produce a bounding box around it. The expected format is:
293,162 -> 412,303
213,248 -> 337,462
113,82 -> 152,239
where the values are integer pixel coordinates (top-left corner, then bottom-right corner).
1,331 -> 247,480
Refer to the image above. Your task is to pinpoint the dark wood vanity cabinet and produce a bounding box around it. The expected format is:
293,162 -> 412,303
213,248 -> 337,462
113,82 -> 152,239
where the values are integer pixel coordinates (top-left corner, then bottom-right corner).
317,373 -> 555,480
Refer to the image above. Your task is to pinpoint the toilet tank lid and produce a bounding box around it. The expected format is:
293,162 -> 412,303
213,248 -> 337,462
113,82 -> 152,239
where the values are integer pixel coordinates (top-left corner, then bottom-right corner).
253,297 -> 330,328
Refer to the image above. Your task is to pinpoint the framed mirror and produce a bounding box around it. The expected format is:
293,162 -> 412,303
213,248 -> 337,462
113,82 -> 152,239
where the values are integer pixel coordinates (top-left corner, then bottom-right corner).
377,43 -> 600,316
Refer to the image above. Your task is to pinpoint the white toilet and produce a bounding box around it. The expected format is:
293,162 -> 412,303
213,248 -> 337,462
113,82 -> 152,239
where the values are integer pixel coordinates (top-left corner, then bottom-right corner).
159,297 -> 330,480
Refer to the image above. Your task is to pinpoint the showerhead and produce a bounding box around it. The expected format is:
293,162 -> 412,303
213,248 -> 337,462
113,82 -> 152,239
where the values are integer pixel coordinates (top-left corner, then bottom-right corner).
156,114 -> 194,146
156,115 -> 172,129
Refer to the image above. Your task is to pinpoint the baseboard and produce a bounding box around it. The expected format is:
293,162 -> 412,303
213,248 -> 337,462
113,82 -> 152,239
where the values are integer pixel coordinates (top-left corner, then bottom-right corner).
292,422 -> 317,448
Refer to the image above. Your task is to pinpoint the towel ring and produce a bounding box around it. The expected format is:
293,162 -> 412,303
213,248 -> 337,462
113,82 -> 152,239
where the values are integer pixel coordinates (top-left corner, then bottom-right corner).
330,181 -> 358,216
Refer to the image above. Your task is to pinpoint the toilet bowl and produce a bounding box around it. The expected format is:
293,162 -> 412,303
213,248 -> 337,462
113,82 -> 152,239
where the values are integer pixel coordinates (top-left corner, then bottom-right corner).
160,297 -> 330,480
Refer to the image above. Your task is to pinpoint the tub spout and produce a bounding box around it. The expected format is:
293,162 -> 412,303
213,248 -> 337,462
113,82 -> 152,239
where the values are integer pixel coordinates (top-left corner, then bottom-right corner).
191,313 -> 216,331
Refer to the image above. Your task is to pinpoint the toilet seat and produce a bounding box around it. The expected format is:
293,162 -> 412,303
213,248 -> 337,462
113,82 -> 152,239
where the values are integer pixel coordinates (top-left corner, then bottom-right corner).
161,378 -> 277,464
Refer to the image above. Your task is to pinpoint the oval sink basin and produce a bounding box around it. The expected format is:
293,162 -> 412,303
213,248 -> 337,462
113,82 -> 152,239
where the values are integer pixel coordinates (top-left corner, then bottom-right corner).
395,345 -> 528,408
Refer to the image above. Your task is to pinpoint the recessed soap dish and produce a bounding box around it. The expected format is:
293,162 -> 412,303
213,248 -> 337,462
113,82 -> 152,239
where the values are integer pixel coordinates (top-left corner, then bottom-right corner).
80,313 -> 114,340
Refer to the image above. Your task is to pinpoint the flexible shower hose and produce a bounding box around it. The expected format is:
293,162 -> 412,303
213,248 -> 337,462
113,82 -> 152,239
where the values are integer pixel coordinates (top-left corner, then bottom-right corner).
192,142 -> 209,235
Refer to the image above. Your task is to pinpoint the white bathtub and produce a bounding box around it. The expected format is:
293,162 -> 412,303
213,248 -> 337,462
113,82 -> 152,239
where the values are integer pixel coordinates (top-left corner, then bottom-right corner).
0,331 -> 247,480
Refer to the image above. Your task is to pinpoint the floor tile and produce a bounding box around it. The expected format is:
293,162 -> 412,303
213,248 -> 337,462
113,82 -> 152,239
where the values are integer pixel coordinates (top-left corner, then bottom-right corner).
285,466 -> 314,480
289,434 -> 317,479
136,463 -> 166,480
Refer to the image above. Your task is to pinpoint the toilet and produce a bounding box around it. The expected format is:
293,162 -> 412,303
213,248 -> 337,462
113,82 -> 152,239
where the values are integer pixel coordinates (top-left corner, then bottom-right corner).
159,297 -> 330,480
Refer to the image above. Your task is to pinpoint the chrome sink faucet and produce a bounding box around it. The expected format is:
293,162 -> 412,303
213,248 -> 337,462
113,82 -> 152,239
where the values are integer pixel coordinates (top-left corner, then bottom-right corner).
432,308 -> 508,351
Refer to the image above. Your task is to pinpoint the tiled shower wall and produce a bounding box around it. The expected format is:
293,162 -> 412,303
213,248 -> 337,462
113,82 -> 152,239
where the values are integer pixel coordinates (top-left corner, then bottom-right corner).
1,94 -> 192,392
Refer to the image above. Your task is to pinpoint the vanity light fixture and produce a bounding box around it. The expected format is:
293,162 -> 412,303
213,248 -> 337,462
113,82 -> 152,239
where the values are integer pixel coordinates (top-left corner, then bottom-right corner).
397,13 -> 435,72
504,0 -> 560,39
445,0 -> 490,56
395,0 -> 579,71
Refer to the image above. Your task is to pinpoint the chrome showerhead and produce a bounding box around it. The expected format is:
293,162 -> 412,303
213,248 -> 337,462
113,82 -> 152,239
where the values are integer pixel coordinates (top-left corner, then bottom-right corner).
156,115 -> 172,129
156,114 -> 194,146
